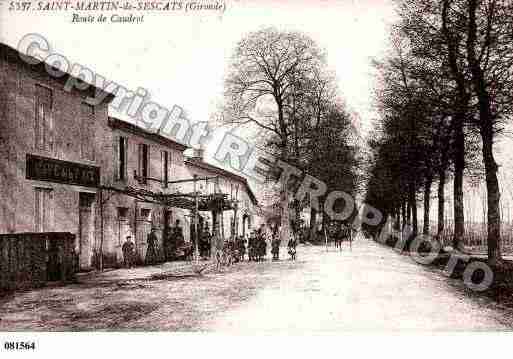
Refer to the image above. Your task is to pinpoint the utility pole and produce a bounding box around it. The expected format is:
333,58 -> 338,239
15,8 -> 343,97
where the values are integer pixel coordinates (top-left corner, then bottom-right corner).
193,174 -> 199,263
99,189 -> 104,271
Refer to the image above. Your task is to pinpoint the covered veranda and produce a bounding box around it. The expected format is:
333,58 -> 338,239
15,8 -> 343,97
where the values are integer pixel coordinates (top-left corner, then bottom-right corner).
98,175 -> 239,269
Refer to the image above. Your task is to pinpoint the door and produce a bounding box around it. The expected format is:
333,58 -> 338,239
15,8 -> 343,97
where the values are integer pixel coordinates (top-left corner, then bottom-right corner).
242,214 -> 248,237
35,187 -> 53,232
164,210 -> 173,231
137,207 -> 152,263
79,193 -> 96,270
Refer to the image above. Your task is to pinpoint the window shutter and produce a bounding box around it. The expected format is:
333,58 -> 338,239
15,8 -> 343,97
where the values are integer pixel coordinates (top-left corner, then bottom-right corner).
146,144 -> 150,179
34,189 -> 41,232
80,103 -> 94,161
161,151 -> 165,184
113,135 -> 119,181
123,137 -> 128,181
169,151 -> 175,178
47,107 -> 54,154
138,143 -> 143,180
35,85 -> 53,151
47,190 -> 54,231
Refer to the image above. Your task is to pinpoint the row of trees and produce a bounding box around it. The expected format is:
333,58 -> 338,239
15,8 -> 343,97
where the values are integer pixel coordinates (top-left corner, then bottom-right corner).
365,0 -> 513,263
220,27 -> 361,242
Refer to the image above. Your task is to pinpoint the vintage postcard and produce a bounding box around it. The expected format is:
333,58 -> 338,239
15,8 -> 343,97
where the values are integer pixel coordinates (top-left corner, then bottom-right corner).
1,0 -> 513,356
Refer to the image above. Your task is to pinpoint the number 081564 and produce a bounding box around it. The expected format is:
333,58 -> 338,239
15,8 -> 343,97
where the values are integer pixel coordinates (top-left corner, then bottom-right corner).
4,342 -> 36,350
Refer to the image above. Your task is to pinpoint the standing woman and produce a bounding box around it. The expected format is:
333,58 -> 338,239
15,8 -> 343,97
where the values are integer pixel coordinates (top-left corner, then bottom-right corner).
288,235 -> 297,261
146,228 -> 158,265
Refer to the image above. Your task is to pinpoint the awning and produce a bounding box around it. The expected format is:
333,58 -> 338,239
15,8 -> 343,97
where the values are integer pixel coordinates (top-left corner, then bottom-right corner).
101,185 -> 236,211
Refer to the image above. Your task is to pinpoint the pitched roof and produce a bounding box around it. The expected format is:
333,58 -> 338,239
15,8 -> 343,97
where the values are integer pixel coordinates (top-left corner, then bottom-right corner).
0,42 -> 115,105
108,117 -> 189,151
184,157 -> 258,205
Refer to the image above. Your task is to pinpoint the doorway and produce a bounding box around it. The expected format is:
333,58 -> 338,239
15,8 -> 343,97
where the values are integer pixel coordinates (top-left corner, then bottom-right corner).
242,214 -> 249,237
79,192 -> 96,270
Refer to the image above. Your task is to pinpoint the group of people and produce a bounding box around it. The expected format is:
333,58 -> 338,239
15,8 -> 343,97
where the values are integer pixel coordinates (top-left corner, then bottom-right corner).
332,222 -> 353,249
121,220 -> 187,268
121,222 -> 299,269
247,227 -> 268,261
246,225 -> 297,262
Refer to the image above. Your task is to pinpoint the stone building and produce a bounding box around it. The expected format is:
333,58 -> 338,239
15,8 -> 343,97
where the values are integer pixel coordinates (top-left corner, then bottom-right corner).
0,42 -> 114,270
102,117 -> 191,267
0,41 -> 262,272
184,150 -> 260,240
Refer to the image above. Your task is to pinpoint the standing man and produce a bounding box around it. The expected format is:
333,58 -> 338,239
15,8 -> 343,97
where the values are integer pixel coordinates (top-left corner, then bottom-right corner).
288,235 -> 297,261
146,228 -> 158,265
248,230 -> 256,261
237,235 -> 246,262
271,233 -> 281,260
163,225 -> 174,262
122,236 -> 135,268
174,219 -> 184,245
201,224 -> 211,258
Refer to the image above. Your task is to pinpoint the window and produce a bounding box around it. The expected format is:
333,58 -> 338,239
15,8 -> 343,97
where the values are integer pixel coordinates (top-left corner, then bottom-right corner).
161,150 -> 169,188
35,85 -> 53,152
80,102 -> 95,160
117,207 -> 129,219
140,208 -> 151,221
164,210 -> 172,228
138,143 -> 149,184
117,137 -> 128,181
34,187 -> 53,232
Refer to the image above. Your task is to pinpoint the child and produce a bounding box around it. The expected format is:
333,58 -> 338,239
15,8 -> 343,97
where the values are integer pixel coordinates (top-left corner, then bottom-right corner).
122,236 -> 135,268
288,236 -> 297,261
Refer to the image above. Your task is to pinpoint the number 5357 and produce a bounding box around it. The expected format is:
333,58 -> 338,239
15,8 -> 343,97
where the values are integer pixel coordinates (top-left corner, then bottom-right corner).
8,2 -> 32,11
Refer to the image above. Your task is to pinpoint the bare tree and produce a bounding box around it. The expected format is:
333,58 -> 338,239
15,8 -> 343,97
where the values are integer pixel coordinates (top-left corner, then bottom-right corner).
221,27 -> 325,242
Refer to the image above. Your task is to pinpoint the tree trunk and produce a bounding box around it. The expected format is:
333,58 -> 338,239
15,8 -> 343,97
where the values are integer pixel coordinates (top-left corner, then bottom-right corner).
410,181 -> 418,236
442,0 -> 468,251
293,200 -> 301,237
279,136 -> 292,244
423,176 -> 432,235
309,206 -> 317,242
453,115 -> 465,250
437,155 -> 447,238
466,0 -> 502,263
321,212 -> 328,237
280,177 -> 291,243
402,201 -> 407,229
394,206 -> 400,230
482,125 -> 502,262
407,201 -> 412,226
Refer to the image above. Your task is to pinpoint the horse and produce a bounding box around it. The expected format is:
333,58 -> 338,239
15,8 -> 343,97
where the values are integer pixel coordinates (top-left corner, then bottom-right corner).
334,232 -> 343,250
288,238 -> 297,260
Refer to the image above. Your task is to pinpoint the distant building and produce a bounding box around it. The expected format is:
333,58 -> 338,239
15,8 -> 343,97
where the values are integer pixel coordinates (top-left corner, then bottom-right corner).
185,149 -> 260,239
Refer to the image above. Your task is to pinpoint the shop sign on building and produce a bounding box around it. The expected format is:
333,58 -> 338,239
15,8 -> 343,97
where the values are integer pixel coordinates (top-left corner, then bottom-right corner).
26,154 -> 100,188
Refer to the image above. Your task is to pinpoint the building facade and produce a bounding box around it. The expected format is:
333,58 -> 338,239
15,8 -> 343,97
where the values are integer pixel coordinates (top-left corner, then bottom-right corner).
0,42 -> 262,272
102,117 -> 191,267
0,43 -> 114,270
184,151 -> 260,240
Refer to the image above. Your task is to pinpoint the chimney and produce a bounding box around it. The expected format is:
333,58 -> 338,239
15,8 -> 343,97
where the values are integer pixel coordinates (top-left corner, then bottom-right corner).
192,148 -> 204,161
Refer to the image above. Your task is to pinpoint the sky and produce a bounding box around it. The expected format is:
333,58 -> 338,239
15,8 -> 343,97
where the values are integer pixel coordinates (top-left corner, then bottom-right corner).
1,0 -> 397,203
1,0 -> 396,137
4,0 -> 513,218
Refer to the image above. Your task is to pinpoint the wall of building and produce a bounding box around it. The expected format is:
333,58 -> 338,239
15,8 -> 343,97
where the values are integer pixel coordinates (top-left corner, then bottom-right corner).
184,162 -> 258,239
0,47 -> 263,270
104,127 -> 191,265
0,50 -> 112,271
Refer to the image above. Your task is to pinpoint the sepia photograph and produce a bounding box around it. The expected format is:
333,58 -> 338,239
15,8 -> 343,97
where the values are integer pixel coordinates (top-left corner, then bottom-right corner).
1,0 -> 513,356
